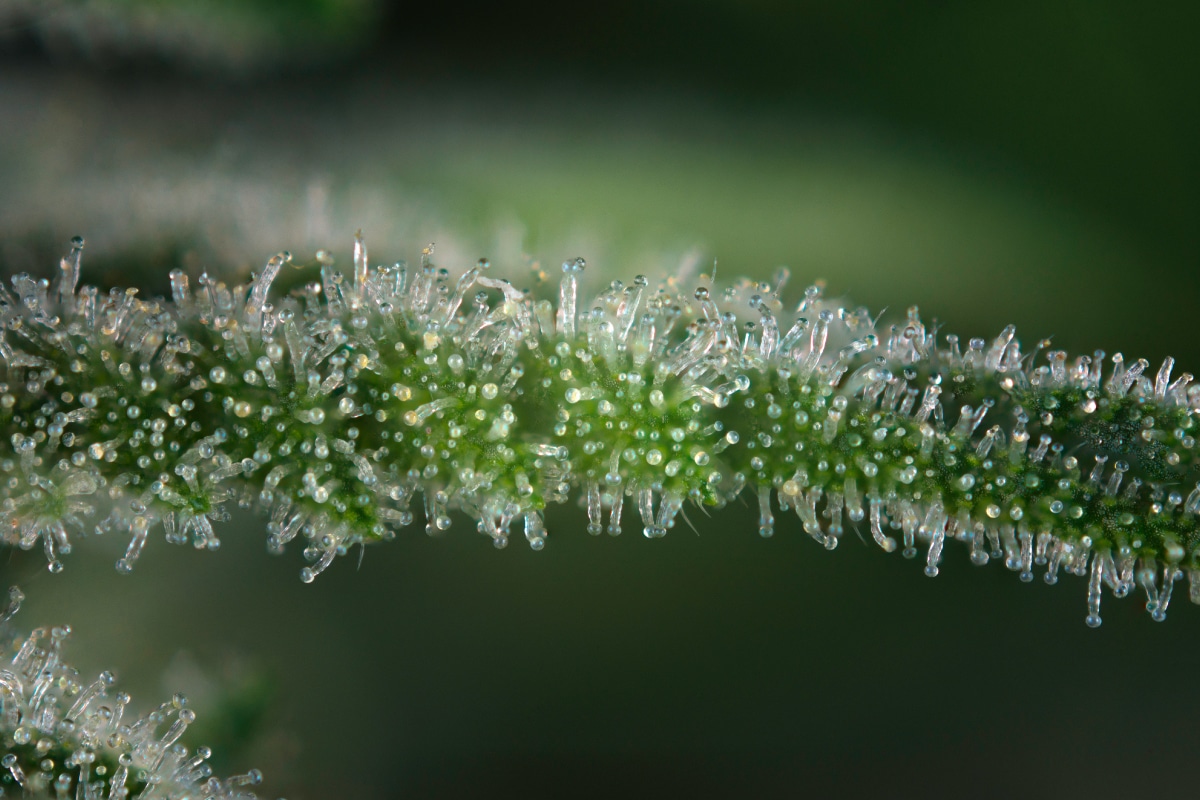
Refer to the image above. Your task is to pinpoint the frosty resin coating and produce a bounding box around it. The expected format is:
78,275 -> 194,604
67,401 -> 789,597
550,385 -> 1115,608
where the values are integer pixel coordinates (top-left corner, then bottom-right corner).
0,587 -> 263,798
1,234 -> 1198,626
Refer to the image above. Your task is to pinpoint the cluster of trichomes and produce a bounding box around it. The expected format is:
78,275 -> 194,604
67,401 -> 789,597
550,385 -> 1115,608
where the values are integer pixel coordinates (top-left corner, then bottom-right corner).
0,586 -> 263,798
1,235 -> 1199,626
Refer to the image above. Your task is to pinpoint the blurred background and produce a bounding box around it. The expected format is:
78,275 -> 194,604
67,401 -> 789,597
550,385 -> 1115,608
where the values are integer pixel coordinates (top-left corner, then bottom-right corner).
1,1 -> 1199,797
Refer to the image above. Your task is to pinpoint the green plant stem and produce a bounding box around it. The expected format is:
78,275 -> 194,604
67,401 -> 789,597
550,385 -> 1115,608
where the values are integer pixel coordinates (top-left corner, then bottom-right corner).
1,235 -> 1198,625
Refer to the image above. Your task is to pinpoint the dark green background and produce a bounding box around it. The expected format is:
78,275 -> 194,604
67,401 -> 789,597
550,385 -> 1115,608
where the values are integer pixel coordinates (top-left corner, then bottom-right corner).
2,2 -> 1198,798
